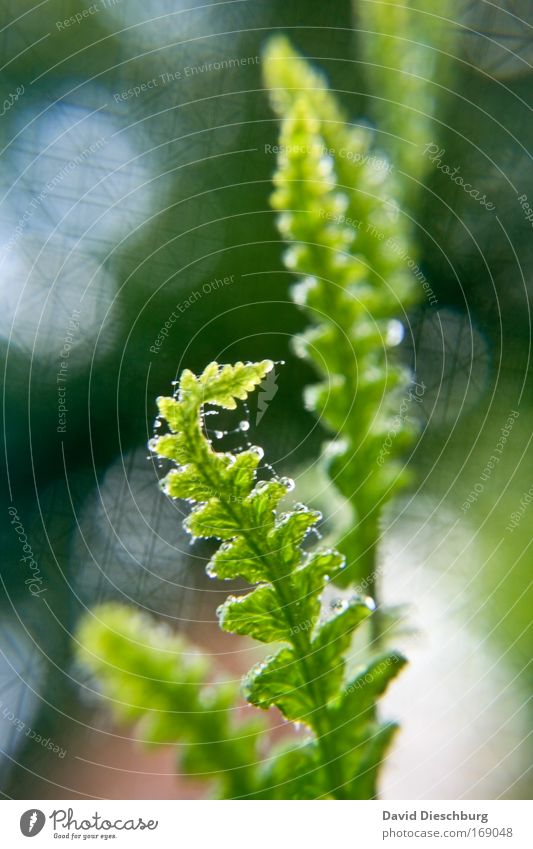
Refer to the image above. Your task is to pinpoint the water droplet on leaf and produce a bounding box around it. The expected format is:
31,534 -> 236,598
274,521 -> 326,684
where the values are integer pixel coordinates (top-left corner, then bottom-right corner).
280,476 -> 295,492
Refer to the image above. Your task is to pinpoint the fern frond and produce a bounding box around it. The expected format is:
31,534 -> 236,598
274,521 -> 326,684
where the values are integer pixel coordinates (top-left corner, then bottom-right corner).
76,603 -> 264,798
150,360 -> 404,797
263,38 -> 422,588
357,0 -> 457,192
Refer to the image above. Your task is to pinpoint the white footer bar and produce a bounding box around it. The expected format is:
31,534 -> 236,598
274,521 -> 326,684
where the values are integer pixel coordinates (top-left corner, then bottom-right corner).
2,799 -> 530,848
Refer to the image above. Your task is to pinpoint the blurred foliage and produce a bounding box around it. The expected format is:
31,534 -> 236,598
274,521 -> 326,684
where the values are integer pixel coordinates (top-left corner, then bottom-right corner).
356,0 -> 458,197
264,36 -> 421,594
77,602 -> 265,799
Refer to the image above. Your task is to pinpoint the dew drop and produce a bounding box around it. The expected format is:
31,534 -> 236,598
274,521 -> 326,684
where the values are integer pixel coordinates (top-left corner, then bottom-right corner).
280,476 -> 295,492
283,246 -> 299,270
239,420 -> 250,432
386,319 -> 405,347
292,277 -> 316,305
214,430 -> 224,439
317,153 -> 334,176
